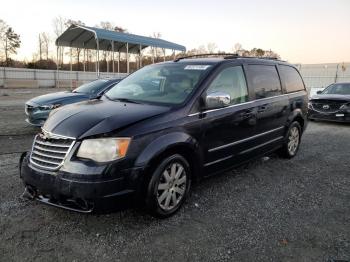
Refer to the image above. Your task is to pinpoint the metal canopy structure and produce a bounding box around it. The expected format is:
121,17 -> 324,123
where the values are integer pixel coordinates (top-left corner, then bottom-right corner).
56,25 -> 186,53
55,24 -> 186,78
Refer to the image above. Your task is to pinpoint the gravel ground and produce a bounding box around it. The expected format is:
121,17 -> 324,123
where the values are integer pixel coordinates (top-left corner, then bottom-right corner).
0,88 -> 349,262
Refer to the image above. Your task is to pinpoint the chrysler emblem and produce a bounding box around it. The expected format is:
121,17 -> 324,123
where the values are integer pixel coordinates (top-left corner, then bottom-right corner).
322,104 -> 330,110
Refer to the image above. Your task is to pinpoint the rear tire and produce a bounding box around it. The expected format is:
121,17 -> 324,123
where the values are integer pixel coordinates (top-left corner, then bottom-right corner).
278,121 -> 302,159
145,154 -> 191,218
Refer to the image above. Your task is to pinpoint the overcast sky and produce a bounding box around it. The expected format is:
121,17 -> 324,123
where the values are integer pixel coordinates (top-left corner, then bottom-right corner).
1,0 -> 349,64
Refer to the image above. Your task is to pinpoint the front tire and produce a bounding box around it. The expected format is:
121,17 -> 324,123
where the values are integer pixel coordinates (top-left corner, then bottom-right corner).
145,154 -> 191,218
278,122 -> 302,158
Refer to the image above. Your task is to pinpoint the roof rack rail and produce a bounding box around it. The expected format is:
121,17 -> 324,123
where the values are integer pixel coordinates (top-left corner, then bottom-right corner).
174,53 -> 283,62
174,53 -> 238,62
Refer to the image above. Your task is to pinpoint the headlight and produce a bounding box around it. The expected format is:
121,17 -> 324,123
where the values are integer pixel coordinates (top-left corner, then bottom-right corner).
77,138 -> 131,162
39,104 -> 61,110
339,103 -> 350,110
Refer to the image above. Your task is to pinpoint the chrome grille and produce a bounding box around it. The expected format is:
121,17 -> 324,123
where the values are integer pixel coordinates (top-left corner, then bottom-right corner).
30,132 -> 75,170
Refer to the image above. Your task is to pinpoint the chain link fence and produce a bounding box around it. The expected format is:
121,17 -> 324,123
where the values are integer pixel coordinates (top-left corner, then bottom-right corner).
296,63 -> 350,95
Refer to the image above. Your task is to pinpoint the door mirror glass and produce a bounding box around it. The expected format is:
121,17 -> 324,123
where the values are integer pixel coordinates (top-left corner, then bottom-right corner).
205,91 -> 231,109
316,90 -> 323,94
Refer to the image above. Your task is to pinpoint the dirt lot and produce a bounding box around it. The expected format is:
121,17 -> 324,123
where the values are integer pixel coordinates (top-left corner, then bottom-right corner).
0,88 -> 349,262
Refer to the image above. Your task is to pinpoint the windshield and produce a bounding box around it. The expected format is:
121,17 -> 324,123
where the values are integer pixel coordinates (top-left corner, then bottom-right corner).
322,83 -> 350,95
105,63 -> 212,105
73,79 -> 110,95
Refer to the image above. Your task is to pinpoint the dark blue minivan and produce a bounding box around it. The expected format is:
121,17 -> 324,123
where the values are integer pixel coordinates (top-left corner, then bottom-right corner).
20,55 -> 308,218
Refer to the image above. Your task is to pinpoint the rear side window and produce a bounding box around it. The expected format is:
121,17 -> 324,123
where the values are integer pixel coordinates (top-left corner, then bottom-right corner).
279,65 -> 305,93
247,65 -> 282,99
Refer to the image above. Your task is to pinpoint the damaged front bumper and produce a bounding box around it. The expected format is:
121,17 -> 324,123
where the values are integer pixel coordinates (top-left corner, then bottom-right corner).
19,152 -> 142,213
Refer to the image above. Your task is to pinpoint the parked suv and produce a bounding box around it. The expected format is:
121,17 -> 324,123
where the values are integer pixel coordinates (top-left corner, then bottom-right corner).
308,82 -> 350,122
20,56 -> 308,217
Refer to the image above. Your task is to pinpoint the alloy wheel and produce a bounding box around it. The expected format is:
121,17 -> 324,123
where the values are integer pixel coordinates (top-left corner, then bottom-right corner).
157,162 -> 187,211
288,126 -> 300,155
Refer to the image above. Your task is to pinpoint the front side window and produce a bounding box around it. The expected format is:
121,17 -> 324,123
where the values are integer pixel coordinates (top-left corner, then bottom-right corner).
279,65 -> 305,93
248,65 -> 282,99
322,83 -> 350,95
105,63 -> 212,105
206,66 -> 248,105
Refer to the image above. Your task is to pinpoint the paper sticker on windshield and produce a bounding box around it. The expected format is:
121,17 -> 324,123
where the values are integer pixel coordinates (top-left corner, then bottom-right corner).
184,65 -> 211,70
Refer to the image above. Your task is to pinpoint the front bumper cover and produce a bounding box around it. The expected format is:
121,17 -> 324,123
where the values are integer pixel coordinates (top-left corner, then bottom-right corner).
308,109 -> 350,123
19,152 -> 142,213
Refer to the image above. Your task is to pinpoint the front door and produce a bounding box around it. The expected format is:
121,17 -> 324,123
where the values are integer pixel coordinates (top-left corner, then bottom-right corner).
199,65 -> 257,174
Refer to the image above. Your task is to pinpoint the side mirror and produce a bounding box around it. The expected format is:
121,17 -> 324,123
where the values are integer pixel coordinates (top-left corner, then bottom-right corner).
205,91 -> 231,110
316,90 -> 323,95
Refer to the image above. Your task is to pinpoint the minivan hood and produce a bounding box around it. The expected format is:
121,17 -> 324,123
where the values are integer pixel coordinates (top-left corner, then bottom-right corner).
43,99 -> 170,138
28,91 -> 89,106
310,94 -> 350,101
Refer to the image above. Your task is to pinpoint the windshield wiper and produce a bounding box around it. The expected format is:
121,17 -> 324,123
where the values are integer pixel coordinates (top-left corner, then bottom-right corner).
111,97 -> 141,104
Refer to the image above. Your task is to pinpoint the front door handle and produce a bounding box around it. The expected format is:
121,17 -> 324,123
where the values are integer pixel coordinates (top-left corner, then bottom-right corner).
258,105 -> 268,113
240,110 -> 254,119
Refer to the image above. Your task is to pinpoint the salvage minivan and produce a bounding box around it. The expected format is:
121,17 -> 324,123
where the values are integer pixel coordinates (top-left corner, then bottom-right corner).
20,55 -> 308,218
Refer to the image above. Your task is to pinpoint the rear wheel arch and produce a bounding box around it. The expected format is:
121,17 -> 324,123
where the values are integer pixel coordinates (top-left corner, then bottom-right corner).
287,109 -> 306,133
293,115 -> 305,131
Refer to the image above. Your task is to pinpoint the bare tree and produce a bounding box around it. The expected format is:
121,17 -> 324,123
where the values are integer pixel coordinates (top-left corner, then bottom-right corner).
233,43 -> 242,53
0,19 -> 7,61
150,32 -> 163,61
52,16 -> 68,65
41,32 -> 50,60
114,25 -> 128,33
38,32 -> 51,60
38,34 -> 43,60
99,21 -> 115,30
207,42 -> 218,53
52,16 -> 67,39
97,21 -> 128,32
65,19 -> 85,70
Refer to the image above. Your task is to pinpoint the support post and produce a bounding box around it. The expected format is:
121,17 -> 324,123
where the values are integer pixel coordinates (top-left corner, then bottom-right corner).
96,37 -> 100,78
163,48 -> 165,62
70,47 -> 72,71
83,43 -> 86,72
139,44 -> 142,68
152,47 -> 155,64
118,51 -> 120,74
56,45 -> 60,88
112,41 -> 115,73
107,50 -> 109,73
126,43 -> 129,74
335,63 -> 340,83
70,47 -> 73,89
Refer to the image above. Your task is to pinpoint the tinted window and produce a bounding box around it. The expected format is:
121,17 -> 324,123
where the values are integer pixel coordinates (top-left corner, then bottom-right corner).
248,65 -> 282,99
73,79 -> 110,95
206,66 -> 248,105
322,83 -> 350,95
279,65 -> 305,93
